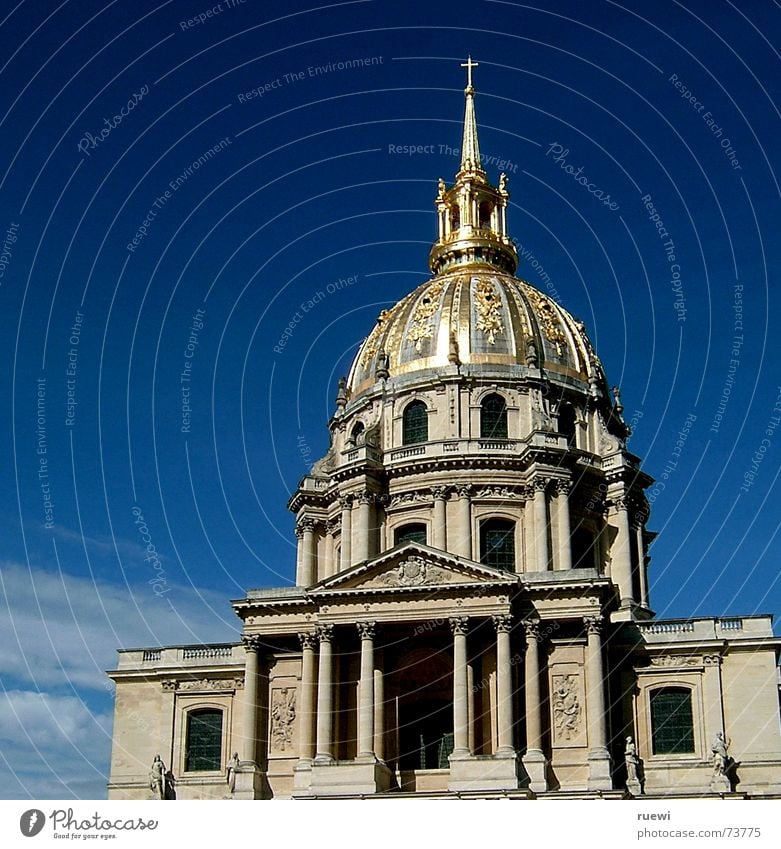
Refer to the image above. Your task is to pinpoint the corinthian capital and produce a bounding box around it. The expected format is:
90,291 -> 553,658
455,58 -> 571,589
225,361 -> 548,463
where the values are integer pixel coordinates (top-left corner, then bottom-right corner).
298,632 -> 318,651
493,614 -> 513,634
242,635 -> 262,653
357,621 -> 376,641
316,624 -> 334,643
449,616 -> 469,636
584,615 -> 603,635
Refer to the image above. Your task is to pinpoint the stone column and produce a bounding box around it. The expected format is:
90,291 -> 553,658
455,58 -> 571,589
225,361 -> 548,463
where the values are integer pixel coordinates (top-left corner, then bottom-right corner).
294,523 -> 304,585
584,616 -> 612,789
241,635 -> 261,764
612,496 -> 634,606
453,485 -> 472,559
339,496 -> 352,572
353,492 -> 372,564
432,486 -> 448,550
296,633 -> 317,765
450,617 -> 471,756
554,480 -> 573,571
634,519 -> 649,608
324,521 -> 337,579
314,625 -> 335,764
521,620 -> 548,792
357,622 -> 376,759
300,518 -> 316,586
374,652 -> 385,761
533,477 -> 551,571
494,615 -> 515,756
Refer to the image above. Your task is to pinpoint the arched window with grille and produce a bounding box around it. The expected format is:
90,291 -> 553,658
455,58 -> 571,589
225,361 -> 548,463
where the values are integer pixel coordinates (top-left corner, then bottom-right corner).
480,393 -> 508,439
650,688 -> 695,754
402,400 -> 428,445
479,518 -> 515,571
395,523 -> 427,546
184,708 -> 223,772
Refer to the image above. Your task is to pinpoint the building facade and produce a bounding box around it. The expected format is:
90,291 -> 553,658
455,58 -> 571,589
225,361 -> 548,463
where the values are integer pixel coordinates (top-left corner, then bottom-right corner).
107,66 -> 781,800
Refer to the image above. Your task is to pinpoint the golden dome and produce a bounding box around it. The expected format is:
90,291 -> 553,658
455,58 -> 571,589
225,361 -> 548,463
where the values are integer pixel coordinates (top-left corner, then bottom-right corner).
345,62 -> 608,405
347,269 -> 607,398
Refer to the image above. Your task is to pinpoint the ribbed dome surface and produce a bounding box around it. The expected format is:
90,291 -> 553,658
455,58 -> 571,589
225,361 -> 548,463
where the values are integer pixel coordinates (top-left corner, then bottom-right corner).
348,269 -> 607,398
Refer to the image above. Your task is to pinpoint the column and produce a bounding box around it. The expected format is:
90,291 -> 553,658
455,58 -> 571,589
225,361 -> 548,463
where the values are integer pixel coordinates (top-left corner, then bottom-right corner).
453,485 -> 472,559
450,617 -> 471,756
300,518 -> 316,586
521,620 -> 548,792
296,633 -> 317,765
533,477 -> 550,570
494,615 -> 515,755
634,519 -> 649,608
314,625 -> 334,763
354,492 -> 372,564
374,652 -> 385,761
432,486 -> 448,550
554,480 -> 573,571
612,496 -> 634,606
339,496 -> 352,572
357,622 -> 376,759
324,521 -> 337,579
584,616 -> 612,789
241,636 -> 261,764
294,523 -> 304,584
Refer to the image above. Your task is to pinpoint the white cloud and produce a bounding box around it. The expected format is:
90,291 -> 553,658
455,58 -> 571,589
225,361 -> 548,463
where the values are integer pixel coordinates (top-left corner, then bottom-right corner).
0,562 -> 239,692
0,690 -> 112,800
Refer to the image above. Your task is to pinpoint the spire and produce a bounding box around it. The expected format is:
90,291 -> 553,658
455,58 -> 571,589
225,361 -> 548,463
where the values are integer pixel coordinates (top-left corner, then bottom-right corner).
428,58 -> 519,276
459,56 -> 484,176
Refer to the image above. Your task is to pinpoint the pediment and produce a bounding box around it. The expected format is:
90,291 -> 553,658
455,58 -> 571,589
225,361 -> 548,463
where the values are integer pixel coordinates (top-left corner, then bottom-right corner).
312,543 -> 518,594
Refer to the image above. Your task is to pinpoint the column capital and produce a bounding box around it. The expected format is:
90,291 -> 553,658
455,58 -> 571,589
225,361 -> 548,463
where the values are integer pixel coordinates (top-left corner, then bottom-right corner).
611,495 -> 630,512
554,478 -> 572,496
455,483 -> 472,499
300,517 -> 316,532
584,615 -> 603,635
325,518 -> 340,535
703,653 -> 723,666
450,616 -> 469,636
357,621 -> 376,641
298,632 -> 318,651
357,491 -> 374,505
337,493 -> 353,509
242,634 -> 262,653
294,523 -> 305,539
316,624 -> 334,643
522,619 -> 543,642
431,485 -> 449,501
493,614 -> 513,634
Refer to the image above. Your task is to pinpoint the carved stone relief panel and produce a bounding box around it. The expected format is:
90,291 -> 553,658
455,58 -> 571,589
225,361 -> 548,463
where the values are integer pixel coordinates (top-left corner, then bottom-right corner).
269,686 -> 297,755
549,652 -> 587,749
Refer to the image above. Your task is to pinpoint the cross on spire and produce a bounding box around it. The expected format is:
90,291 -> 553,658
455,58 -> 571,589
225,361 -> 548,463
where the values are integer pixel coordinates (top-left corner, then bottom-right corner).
461,56 -> 479,90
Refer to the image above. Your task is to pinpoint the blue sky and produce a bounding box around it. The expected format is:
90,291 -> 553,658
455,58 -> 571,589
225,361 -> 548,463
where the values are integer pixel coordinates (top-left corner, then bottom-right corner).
0,0 -> 779,798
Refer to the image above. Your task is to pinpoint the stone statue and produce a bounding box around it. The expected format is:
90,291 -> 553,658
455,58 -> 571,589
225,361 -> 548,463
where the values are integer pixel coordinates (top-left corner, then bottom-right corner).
226,752 -> 240,793
525,337 -> 538,368
624,736 -> 642,794
437,178 -> 446,200
710,732 -> 733,792
499,172 -> 508,195
150,754 -> 166,800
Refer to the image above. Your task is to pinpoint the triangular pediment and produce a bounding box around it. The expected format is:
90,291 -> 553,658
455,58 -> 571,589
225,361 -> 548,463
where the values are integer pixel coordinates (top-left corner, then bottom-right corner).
311,544 -> 518,594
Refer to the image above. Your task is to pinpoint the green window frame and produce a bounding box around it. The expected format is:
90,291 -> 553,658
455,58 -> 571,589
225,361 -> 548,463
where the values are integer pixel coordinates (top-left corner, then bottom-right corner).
185,708 -> 223,772
402,401 -> 428,445
650,688 -> 695,754
395,523 -> 427,546
480,393 -> 508,439
480,519 -> 515,571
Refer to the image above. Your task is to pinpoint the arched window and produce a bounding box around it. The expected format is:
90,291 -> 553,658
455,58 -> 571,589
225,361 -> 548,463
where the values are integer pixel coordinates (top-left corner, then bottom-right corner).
402,400 -> 428,445
395,523 -> 427,546
558,403 -> 577,447
350,421 -> 365,446
478,201 -> 494,229
650,688 -> 695,754
480,519 -> 515,571
480,393 -> 508,439
185,708 -> 223,772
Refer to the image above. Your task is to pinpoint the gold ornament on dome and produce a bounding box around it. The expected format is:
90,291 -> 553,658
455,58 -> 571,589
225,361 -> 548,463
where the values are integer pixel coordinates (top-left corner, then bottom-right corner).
524,286 -> 566,355
474,278 -> 504,344
406,279 -> 445,351
360,309 -> 391,368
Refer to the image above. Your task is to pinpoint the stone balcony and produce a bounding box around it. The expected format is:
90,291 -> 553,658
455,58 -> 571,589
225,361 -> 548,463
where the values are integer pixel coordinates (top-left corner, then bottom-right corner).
113,643 -> 244,672
637,615 -> 775,644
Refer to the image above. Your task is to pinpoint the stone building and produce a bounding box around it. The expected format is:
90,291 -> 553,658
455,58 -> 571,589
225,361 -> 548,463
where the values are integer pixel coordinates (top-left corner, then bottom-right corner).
107,64 -> 781,800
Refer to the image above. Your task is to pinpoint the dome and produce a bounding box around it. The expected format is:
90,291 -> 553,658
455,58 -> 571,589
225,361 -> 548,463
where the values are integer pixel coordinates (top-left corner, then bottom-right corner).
348,269 -> 608,400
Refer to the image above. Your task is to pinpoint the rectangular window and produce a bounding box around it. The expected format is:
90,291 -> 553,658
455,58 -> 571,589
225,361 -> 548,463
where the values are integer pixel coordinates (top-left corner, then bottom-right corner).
185,709 -> 223,771
650,689 -> 695,754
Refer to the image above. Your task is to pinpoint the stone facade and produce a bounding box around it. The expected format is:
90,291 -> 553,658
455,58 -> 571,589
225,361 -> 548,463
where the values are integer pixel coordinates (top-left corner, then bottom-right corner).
107,67 -> 781,800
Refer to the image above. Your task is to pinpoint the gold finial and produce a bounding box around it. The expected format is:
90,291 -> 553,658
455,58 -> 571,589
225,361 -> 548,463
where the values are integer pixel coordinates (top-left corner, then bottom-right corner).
461,55 -> 479,91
